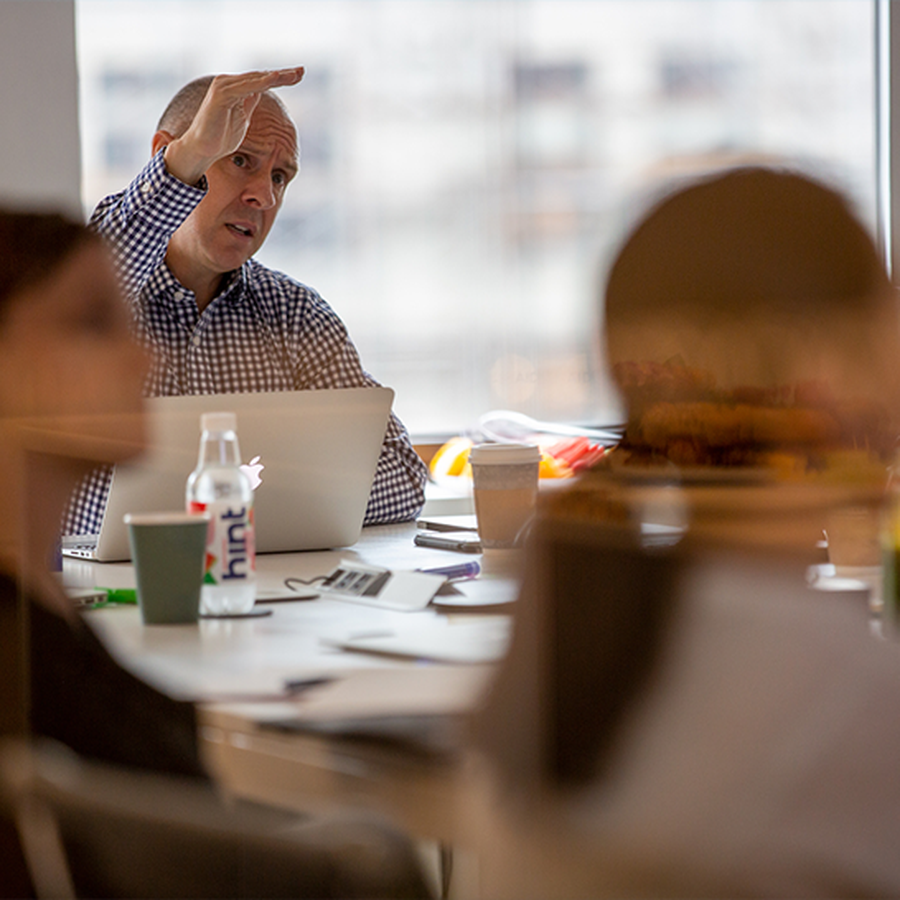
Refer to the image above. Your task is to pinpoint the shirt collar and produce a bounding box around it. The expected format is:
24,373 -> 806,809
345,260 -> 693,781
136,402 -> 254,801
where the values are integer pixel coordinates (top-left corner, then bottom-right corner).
143,262 -> 245,308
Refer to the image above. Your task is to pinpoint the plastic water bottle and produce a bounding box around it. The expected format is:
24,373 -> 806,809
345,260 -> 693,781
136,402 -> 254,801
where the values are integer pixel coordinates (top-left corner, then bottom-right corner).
186,412 -> 256,615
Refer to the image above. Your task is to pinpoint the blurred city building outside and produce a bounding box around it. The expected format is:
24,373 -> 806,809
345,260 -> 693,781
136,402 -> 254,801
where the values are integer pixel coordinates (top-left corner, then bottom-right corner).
76,0 -> 876,438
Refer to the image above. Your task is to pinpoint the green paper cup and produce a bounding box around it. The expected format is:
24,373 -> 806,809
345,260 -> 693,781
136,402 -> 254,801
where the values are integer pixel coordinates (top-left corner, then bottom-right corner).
125,512 -> 209,624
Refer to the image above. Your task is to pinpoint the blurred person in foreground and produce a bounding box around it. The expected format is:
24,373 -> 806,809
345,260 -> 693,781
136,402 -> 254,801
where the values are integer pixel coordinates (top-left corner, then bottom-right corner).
64,67 -> 427,540
0,211 -> 202,775
469,167 -> 900,898
0,209 -> 432,899
0,210 -> 201,895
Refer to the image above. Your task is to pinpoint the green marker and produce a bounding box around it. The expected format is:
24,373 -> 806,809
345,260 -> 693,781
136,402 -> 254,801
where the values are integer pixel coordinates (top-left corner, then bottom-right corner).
97,588 -> 138,604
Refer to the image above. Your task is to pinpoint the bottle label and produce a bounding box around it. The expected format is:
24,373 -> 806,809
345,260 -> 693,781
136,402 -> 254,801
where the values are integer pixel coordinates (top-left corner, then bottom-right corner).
189,500 -> 256,585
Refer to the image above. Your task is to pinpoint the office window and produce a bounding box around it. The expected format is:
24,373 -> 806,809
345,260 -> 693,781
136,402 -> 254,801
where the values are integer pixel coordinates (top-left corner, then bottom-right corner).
76,0 -> 877,438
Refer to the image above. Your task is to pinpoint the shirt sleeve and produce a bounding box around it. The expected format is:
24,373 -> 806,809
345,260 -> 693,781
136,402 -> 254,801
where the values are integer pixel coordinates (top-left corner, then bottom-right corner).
363,410 -> 429,525
272,273 -> 428,524
309,338 -> 428,526
89,149 -> 206,300
63,152 -> 202,539
62,465 -> 113,539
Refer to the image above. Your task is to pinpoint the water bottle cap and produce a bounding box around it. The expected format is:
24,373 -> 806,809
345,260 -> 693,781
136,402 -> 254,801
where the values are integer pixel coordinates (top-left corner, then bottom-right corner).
200,411 -> 237,432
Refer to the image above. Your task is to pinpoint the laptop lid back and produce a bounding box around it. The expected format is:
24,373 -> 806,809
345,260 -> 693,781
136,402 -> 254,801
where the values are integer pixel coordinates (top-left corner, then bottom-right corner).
92,387 -> 393,561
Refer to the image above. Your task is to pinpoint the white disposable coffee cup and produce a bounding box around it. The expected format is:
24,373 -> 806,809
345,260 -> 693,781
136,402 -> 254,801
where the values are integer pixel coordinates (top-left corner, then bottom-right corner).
469,442 -> 541,549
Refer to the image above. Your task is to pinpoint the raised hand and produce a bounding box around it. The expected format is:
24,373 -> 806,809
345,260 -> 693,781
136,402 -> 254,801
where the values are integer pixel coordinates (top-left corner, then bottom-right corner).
162,67 -> 305,186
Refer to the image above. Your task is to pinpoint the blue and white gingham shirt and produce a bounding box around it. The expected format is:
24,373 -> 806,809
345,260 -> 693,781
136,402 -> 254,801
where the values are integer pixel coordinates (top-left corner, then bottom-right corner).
63,150 -> 426,536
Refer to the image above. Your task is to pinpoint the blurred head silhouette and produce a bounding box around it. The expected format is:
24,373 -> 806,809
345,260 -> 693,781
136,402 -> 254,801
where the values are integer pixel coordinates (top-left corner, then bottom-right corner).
0,210 -> 147,461
0,209 -> 148,586
604,167 -> 899,473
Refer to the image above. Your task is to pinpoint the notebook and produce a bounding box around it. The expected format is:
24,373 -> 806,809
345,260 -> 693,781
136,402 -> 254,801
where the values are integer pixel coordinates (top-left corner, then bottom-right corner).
62,387 -> 394,562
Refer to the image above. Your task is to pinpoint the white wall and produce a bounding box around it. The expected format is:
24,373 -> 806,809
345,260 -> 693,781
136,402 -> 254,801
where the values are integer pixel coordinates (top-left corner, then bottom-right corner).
0,0 -> 81,216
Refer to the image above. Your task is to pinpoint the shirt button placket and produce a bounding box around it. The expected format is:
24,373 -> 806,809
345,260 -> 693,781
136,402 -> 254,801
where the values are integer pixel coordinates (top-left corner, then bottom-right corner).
186,330 -> 206,394
186,289 -> 203,394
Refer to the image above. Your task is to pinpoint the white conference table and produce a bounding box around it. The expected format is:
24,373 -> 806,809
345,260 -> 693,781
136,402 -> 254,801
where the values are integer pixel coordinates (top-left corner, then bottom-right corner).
62,520 -> 521,842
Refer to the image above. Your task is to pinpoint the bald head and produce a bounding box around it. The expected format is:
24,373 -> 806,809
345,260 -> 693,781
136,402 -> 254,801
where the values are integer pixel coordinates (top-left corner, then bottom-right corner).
157,75 -> 295,138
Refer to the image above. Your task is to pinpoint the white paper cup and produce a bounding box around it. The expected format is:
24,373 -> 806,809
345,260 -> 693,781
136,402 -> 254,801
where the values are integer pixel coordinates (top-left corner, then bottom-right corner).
470,443 -> 541,549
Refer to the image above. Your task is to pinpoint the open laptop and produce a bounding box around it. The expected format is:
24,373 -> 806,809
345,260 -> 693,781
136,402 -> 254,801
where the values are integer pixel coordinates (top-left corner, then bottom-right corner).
63,387 -> 394,562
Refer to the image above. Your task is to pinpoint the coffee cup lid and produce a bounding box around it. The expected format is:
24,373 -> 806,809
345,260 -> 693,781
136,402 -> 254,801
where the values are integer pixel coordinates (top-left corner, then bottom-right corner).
469,442 -> 541,465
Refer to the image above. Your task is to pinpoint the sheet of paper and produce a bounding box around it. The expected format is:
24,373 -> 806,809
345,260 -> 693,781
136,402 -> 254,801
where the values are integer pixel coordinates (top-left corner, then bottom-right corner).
322,616 -> 512,665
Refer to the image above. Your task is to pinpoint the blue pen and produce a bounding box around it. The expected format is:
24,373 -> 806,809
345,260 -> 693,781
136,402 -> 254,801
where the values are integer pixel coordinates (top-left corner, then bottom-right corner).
416,561 -> 481,580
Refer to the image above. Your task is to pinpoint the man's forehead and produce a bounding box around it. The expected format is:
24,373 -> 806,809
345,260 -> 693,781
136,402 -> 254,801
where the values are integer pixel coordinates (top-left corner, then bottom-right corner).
244,96 -> 300,167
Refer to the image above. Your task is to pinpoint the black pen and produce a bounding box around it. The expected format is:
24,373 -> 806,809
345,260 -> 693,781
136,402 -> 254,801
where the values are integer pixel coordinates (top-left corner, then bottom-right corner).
284,676 -> 335,694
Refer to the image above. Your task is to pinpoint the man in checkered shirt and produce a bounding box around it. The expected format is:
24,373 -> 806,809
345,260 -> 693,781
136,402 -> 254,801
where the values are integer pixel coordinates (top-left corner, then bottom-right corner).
64,68 -> 427,537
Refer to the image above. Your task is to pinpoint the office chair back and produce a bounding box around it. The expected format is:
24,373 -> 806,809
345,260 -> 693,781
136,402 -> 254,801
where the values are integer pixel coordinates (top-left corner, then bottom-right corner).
0,737 -> 432,899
